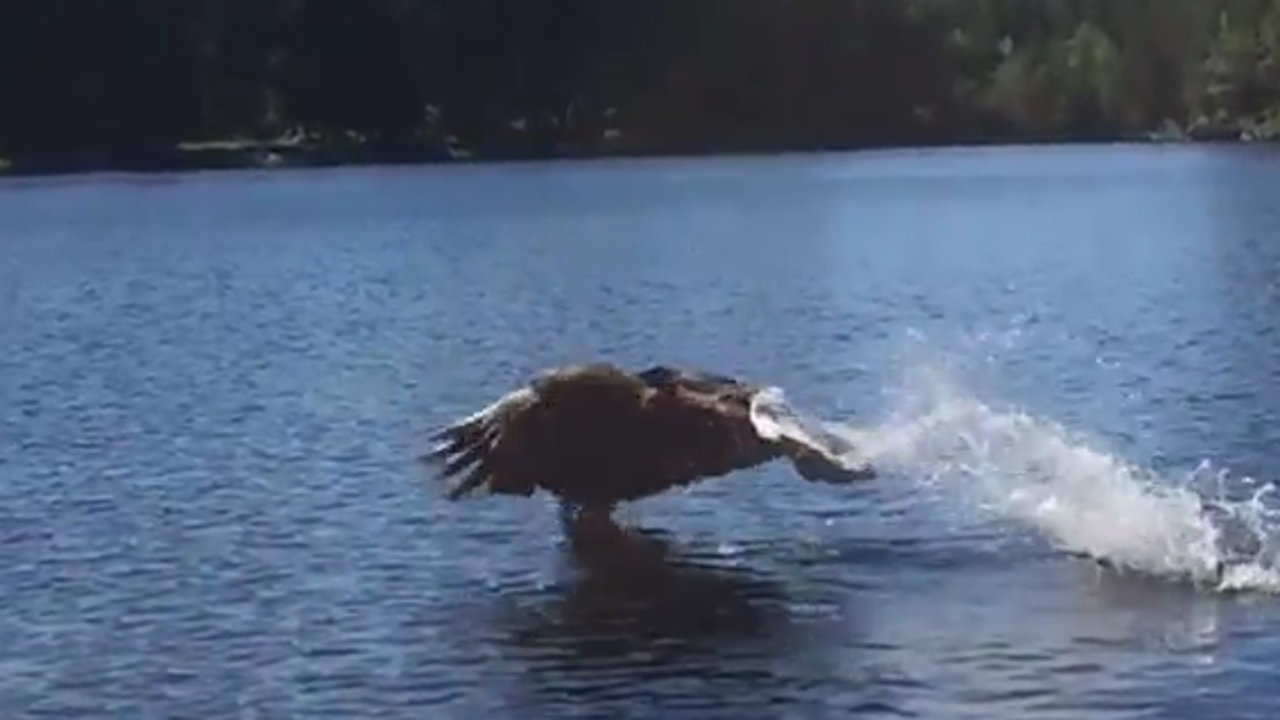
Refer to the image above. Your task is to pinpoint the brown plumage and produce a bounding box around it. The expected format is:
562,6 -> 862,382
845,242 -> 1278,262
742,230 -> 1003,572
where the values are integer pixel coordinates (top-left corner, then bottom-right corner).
422,362 -> 877,531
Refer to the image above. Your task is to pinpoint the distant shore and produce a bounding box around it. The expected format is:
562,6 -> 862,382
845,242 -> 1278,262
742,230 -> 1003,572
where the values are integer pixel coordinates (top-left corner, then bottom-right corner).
0,120 -> 1263,179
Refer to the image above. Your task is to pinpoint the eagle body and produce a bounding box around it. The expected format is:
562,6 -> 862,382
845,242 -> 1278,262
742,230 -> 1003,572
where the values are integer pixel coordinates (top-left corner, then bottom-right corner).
423,362 -> 875,530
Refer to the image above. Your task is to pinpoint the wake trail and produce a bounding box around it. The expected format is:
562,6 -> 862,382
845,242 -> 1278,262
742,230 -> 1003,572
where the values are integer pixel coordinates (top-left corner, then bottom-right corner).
821,363 -> 1280,594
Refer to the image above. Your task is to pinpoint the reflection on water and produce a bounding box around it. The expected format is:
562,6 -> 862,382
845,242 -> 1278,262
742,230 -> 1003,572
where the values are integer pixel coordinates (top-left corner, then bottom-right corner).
507,528 -> 787,650
479,527 -> 916,719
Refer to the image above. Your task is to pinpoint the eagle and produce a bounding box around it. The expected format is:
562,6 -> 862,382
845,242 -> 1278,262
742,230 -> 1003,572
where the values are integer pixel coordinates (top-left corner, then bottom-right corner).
422,362 -> 877,538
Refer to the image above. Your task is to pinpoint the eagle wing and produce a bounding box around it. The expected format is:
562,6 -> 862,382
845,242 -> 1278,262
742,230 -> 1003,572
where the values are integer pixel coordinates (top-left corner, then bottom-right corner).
636,368 -> 876,488
422,364 -> 653,501
422,384 -> 542,500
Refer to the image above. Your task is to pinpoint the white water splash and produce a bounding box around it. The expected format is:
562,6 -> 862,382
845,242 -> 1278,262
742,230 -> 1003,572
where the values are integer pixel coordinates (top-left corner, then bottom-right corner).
826,362 -> 1280,594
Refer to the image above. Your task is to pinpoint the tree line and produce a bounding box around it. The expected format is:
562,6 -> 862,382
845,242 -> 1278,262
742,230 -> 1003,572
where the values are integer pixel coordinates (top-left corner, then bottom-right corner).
1,0 -> 1278,169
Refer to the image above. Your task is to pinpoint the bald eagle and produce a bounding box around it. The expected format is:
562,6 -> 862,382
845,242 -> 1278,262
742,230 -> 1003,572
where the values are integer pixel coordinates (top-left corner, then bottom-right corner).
422,362 -> 877,536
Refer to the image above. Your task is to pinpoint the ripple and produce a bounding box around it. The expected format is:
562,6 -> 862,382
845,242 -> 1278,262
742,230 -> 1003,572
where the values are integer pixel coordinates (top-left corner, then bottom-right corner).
4,148 -> 1280,719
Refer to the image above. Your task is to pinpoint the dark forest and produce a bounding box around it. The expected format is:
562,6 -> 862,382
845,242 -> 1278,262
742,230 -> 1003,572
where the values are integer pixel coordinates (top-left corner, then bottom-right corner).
2,0 -> 1278,173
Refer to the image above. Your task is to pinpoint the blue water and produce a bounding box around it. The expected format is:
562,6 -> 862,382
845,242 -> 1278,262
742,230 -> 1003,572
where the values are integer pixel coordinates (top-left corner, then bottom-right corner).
4,145 -> 1280,718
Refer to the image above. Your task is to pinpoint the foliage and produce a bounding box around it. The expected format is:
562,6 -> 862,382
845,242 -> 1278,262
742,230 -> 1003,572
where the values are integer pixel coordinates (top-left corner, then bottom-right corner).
2,0 -> 1280,164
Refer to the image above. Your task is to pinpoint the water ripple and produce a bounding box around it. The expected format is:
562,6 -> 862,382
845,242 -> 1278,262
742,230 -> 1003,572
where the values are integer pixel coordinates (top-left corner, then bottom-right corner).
3,147 -> 1280,718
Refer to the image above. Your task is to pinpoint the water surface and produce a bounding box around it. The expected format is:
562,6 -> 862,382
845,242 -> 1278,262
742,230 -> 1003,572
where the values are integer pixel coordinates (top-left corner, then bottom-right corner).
3,145 -> 1280,718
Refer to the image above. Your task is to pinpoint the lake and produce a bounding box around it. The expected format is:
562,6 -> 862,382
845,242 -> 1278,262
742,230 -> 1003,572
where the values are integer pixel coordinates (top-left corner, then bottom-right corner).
3,144 -> 1280,719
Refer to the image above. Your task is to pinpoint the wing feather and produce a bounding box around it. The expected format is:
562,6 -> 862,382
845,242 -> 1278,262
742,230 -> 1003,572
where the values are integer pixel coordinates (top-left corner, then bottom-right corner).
423,386 -> 538,500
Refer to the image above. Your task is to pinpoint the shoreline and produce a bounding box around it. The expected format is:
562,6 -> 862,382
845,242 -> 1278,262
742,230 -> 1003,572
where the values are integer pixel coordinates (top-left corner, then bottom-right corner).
0,127 -> 1262,180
